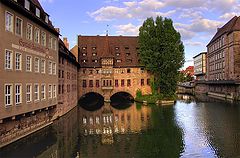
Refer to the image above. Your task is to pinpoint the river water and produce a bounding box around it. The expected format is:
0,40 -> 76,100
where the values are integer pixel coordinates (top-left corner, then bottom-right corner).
0,94 -> 240,158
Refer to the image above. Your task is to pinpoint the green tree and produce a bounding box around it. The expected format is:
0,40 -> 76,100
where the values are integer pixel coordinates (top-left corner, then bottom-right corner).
139,16 -> 185,97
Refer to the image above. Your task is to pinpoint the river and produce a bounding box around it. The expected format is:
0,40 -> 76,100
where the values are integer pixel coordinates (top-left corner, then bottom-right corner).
0,94 -> 240,158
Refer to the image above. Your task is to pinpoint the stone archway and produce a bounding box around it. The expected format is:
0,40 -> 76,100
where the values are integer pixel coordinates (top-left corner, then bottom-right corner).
110,92 -> 134,109
78,92 -> 104,111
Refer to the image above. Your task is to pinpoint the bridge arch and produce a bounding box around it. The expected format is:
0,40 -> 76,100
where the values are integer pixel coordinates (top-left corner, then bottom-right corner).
78,92 -> 104,111
110,92 -> 134,110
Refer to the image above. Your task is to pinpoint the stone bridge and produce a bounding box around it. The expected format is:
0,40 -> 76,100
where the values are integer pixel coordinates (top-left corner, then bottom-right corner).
78,67 -> 152,102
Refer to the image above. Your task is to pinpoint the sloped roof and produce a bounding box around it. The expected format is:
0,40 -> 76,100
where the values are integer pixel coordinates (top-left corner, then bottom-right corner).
207,16 -> 240,46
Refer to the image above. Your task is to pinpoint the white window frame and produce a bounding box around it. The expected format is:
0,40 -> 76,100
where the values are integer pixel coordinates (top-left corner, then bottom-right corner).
36,8 -> 40,18
45,15 -> 49,23
26,55 -> 32,72
49,35 -> 52,49
48,61 -> 52,74
26,23 -> 33,40
48,84 -> 52,99
52,62 -> 56,75
26,83 -> 32,103
5,11 -> 14,32
34,84 -> 39,101
41,31 -> 46,46
34,27 -> 40,44
15,84 -> 22,105
41,59 -> 46,73
34,57 -> 40,73
25,0 -> 30,10
41,84 -> 46,100
15,16 -> 23,36
5,84 -> 13,107
53,38 -> 57,50
15,52 -> 22,70
5,49 -> 13,70
53,85 -> 56,98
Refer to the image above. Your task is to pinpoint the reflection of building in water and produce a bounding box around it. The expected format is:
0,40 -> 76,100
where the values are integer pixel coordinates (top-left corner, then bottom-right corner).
79,103 -> 151,144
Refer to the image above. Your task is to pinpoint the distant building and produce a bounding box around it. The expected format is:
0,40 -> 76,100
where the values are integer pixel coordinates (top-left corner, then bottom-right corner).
181,66 -> 194,78
58,38 -> 79,117
193,52 -> 207,80
207,16 -> 240,81
77,35 -> 152,100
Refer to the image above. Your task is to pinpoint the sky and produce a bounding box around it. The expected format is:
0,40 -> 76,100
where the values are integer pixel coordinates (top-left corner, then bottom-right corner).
39,0 -> 240,69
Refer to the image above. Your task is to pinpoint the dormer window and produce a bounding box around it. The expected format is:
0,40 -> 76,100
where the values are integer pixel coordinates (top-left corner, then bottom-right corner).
82,47 -> 86,50
92,47 -> 96,50
125,47 -> 129,50
116,53 -> 120,56
45,15 -> 49,23
116,59 -> 122,63
82,53 -> 86,56
36,8 -> 40,18
92,53 -> 97,56
115,47 -> 119,50
25,0 -> 30,10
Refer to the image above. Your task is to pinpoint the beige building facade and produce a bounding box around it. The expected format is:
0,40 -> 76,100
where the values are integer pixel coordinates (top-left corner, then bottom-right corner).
0,0 -> 59,146
193,52 -> 207,80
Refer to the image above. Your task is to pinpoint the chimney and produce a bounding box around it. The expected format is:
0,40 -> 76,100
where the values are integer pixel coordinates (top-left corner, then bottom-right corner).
63,37 -> 69,49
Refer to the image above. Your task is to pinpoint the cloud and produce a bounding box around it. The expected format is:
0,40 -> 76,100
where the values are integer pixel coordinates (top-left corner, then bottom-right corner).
220,12 -> 239,20
115,23 -> 140,35
184,41 -> 204,46
89,0 -> 173,21
88,6 -> 130,21
165,0 -> 204,8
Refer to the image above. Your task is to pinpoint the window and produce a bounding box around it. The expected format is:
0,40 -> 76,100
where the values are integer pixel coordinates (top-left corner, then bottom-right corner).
45,15 -> 49,23
49,61 -> 52,74
48,85 -> 52,99
116,59 -> 122,63
49,35 -> 52,49
127,68 -> 131,73
89,80 -> 93,87
96,80 -> 100,87
41,59 -> 45,73
121,79 -> 124,87
15,53 -> 22,70
34,27 -> 40,43
34,57 -> 40,72
36,8 -> 40,18
34,84 -> 39,101
15,84 -> 21,105
25,0 -> 30,10
53,38 -> 57,50
141,79 -> 144,86
127,79 -> 131,87
26,55 -> 32,71
5,84 -> 13,107
41,31 -> 46,46
26,84 -> 32,103
83,80 -> 87,88
5,50 -> 13,70
5,11 -> 13,32
147,79 -> 150,86
53,85 -> 56,98
52,63 -> 56,75
115,80 -> 119,87
26,23 -> 33,40
41,84 -> 46,100
92,53 -> 97,56
15,17 -> 22,36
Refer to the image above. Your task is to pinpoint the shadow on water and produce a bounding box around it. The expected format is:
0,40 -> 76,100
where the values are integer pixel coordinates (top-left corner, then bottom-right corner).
110,92 -> 134,110
78,92 -> 104,111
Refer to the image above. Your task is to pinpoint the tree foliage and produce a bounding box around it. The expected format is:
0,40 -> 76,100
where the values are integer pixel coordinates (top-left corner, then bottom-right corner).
139,16 -> 185,97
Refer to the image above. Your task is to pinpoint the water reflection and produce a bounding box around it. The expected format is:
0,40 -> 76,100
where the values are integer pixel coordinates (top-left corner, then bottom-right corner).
1,95 -> 240,158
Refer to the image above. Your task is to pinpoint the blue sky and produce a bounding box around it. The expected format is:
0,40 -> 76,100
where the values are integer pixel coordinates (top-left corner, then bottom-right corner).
39,0 -> 240,68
